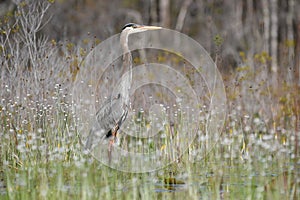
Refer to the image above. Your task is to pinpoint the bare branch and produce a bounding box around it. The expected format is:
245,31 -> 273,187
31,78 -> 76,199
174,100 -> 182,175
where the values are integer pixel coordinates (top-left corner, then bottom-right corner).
175,0 -> 192,31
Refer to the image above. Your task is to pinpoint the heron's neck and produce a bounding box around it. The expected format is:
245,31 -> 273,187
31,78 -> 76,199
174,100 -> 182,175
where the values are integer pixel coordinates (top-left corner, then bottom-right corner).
120,31 -> 132,75
119,30 -> 132,104
120,31 -> 130,53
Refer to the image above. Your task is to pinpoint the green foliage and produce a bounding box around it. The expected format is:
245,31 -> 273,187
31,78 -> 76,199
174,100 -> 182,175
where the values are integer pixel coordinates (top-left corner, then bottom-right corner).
254,51 -> 272,64
213,34 -> 223,47
284,39 -> 295,47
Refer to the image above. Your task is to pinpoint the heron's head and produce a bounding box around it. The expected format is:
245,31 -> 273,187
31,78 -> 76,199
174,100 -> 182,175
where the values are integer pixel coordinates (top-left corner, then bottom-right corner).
122,23 -> 162,34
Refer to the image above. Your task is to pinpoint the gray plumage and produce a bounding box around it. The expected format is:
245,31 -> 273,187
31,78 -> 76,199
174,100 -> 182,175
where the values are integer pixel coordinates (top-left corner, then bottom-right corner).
85,94 -> 127,149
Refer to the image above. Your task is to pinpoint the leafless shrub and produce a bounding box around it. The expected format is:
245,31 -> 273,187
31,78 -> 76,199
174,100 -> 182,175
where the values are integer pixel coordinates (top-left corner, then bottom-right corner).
0,0 -> 72,103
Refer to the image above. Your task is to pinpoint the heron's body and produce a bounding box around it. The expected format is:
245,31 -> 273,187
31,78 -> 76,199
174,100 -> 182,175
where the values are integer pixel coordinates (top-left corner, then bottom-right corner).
85,95 -> 127,149
85,23 -> 161,151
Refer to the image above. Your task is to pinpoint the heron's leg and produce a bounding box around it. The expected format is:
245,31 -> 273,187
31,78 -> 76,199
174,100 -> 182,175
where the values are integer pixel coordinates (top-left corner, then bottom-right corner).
112,125 -> 119,143
108,136 -> 115,152
108,127 -> 118,150
108,138 -> 113,164
108,126 -> 118,163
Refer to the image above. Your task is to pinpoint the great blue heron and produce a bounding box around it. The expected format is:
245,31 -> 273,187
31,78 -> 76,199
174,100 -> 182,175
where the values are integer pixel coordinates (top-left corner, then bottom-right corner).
85,23 -> 161,151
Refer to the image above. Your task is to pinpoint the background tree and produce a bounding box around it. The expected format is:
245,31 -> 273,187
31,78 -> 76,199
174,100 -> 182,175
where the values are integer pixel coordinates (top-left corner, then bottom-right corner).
1,0 -> 299,84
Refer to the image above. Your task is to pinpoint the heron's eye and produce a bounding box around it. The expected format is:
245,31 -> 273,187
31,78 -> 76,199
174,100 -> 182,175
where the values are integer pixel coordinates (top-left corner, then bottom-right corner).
122,23 -> 138,30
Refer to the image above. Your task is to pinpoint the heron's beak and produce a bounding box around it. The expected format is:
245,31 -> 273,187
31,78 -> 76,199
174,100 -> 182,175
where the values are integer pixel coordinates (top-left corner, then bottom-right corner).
138,25 -> 162,31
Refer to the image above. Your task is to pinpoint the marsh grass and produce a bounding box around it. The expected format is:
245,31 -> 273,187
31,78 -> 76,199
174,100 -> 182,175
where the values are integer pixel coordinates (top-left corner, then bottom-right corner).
1,1 -> 299,199
0,77 -> 298,199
